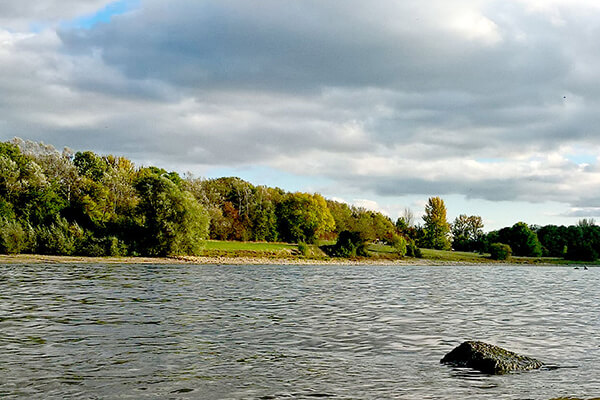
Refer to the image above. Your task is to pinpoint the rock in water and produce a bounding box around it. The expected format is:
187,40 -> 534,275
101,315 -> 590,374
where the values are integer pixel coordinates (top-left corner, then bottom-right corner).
440,341 -> 544,374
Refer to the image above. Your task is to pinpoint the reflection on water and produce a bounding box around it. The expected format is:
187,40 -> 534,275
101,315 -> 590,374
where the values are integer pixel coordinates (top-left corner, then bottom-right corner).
0,264 -> 598,399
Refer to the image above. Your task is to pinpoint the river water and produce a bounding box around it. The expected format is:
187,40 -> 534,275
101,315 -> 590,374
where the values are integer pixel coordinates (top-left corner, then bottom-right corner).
0,263 -> 598,399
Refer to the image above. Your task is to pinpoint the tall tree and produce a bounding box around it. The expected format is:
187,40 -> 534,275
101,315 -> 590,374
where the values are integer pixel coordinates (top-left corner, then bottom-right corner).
452,214 -> 484,251
277,192 -> 335,243
422,197 -> 451,250
134,173 -> 209,256
497,222 -> 542,257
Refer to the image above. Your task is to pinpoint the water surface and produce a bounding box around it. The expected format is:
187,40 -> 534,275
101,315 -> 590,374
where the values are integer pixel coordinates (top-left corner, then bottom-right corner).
0,264 -> 598,399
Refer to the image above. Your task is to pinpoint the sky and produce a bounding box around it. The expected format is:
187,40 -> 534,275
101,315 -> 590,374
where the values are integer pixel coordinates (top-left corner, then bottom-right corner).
1,0 -> 600,231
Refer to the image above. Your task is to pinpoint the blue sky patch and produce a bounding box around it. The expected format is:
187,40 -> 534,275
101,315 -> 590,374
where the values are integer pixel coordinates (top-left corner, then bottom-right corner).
62,0 -> 140,29
565,153 -> 597,165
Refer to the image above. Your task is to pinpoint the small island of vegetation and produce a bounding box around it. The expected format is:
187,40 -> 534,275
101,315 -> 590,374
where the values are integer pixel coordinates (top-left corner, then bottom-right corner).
1,138 -> 599,265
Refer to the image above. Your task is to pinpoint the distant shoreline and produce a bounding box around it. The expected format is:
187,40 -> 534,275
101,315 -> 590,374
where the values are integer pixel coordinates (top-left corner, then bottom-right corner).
0,253 -> 593,267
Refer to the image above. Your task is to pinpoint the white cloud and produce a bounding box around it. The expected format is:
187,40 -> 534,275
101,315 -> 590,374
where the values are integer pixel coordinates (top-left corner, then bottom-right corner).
1,0 -> 600,221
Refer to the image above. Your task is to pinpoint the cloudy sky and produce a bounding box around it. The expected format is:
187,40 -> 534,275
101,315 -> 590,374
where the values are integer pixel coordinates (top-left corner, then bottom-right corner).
1,0 -> 600,230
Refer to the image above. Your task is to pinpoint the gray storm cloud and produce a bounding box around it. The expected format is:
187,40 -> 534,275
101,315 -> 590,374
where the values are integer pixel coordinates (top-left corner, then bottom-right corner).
1,0 -> 600,211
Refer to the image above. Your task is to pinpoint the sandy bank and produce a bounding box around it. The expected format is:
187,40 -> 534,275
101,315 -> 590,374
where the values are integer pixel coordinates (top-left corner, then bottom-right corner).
0,253 -> 479,266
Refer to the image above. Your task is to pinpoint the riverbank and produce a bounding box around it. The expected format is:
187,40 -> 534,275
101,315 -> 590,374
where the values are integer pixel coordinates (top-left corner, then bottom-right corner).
0,253 -> 448,266
0,253 -> 594,267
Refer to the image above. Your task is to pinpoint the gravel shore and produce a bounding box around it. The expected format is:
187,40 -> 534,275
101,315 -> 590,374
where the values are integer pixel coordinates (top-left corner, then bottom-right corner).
0,253 -> 467,266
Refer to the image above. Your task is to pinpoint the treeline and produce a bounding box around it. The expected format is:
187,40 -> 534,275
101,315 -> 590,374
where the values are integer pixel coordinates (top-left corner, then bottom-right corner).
2,139 -> 597,261
0,139 -> 408,257
402,197 -> 600,261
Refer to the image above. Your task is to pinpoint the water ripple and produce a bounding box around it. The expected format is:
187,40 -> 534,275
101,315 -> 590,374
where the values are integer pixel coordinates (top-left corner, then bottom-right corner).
0,264 -> 598,399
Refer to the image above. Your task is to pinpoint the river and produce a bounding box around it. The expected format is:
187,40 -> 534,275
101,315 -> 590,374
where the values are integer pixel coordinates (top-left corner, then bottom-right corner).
0,263 -> 598,399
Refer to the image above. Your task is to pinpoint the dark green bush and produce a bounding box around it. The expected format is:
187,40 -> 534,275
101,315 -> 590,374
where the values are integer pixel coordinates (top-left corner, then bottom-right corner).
566,242 -> 598,261
77,233 -> 128,257
389,234 -> 407,256
490,242 -> 512,260
406,241 -> 422,258
297,241 -> 309,256
35,218 -> 82,256
332,230 -> 368,257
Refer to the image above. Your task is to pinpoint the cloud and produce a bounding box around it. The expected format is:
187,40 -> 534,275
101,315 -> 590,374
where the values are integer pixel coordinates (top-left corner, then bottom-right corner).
562,208 -> 600,218
1,0 -> 600,216
0,1 -> 115,30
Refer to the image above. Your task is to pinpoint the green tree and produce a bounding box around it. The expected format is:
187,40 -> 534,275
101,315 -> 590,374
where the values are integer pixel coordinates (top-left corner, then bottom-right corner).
421,197 -> 451,250
134,174 -> 209,256
277,192 -> 335,243
452,214 -> 484,251
498,222 -> 542,257
536,225 -> 568,257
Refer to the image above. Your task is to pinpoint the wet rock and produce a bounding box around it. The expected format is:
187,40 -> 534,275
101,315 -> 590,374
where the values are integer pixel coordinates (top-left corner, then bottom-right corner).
441,340 -> 544,374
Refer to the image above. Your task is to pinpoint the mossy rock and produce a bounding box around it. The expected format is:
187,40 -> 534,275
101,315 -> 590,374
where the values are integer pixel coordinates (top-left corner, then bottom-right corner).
441,340 -> 543,374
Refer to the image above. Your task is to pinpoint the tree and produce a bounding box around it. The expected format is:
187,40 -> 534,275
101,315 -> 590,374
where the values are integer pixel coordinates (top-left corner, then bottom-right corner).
421,197 -> 451,250
134,174 -> 209,256
565,225 -> 600,261
452,214 -> 484,251
536,225 -> 567,257
398,207 -> 415,228
497,222 -> 542,257
277,192 -> 335,243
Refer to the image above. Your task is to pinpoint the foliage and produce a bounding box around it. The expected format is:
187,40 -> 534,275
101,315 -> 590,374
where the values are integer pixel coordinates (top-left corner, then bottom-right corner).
277,192 -> 335,243
452,214 -> 484,252
0,218 -> 28,254
564,225 -> 599,261
134,173 -> 209,256
331,230 -> 369,257
389,233 -> 407,256
489,243 -> 512,260
495,222 -> 542,257
35,217 -> 82,256
536,225 -> 568,257
297,241 -> 309,256
421,197 -> 451,250
405,241 -> 422,258
18,138 -> 600,263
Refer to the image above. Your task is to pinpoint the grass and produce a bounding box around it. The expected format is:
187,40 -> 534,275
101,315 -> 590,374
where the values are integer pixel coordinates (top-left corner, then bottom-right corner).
420,248 -> 491,263
200,240 -> 329,260
201,240 -> 600,265
203,240 -> 297,252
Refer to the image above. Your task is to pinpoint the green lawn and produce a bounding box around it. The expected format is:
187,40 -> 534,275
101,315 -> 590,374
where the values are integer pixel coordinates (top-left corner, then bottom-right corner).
200,240 -> 599,265
203,240 -> 297,252
419,248 -> 491,263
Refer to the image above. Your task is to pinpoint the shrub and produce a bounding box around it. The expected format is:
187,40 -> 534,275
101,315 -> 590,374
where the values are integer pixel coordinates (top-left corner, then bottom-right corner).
77,233 -> 129,257
406,241 -> 422,258
297,241 -> 309,257
490,243 -> 512,260
35,218 -> 82,255
0,218 -> 26,254
332,230 -> 368,257
389,234 -> 407,256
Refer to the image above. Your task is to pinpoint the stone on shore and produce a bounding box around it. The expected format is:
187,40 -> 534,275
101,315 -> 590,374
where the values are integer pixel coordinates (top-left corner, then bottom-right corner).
441,340 -> 544,374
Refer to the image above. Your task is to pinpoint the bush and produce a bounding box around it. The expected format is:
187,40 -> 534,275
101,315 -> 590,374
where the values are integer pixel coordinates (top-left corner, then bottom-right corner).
76,233 -> 129,257
389,234 -> 407,256
490,243 -> 512,260
35,218 -> 82,255
0,218 -> 26,254
406,241 -> 422,258
297,241 -> 309,257
332,230 -> 368,257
